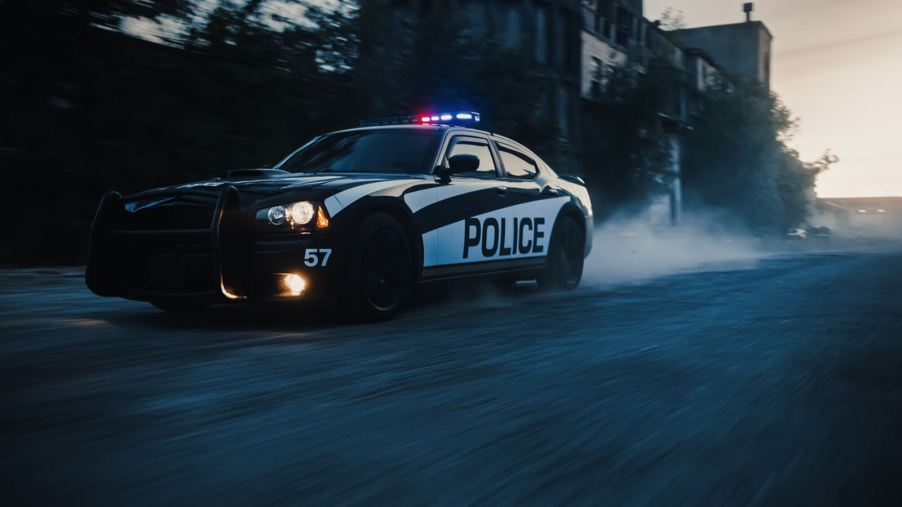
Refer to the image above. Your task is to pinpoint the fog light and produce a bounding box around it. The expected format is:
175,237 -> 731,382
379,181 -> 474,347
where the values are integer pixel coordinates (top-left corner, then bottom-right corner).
283,274 -> 306,296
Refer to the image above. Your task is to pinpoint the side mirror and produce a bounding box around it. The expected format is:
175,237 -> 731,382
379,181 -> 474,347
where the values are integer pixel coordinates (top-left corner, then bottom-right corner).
437,154 -> 480,183
448,154 -> 480,173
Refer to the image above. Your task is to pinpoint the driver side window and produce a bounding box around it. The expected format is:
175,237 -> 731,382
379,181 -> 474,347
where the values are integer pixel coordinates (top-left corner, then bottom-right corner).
445,137 -> 497,178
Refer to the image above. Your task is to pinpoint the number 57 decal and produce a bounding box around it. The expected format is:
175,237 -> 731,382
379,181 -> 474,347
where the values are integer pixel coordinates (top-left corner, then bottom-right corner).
304,248 -> 333,267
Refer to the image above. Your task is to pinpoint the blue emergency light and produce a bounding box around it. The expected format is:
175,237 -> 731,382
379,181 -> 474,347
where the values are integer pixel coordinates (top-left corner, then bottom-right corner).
359,111 -> 481,127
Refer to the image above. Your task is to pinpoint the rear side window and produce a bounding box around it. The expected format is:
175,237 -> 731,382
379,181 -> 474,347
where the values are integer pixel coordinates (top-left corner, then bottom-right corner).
499,147 -> 538,179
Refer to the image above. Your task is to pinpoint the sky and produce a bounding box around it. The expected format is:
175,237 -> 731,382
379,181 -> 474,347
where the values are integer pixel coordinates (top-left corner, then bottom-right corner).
645,0 -> 902,197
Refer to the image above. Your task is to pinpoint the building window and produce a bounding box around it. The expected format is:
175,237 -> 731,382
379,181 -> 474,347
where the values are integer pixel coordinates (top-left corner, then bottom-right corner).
534,5 -> 549,65
502,6 -> 522,49
590,56 -> 603,97
556,10 -> 566,67
563,11 -> 578,73
615,7 -> 633,46
558,86 -> 571,139
464,1 -> 486,36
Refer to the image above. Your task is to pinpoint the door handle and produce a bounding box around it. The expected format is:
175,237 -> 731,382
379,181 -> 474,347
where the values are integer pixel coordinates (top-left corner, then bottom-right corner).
496,186 -> 508,196
542,186 -> 561,196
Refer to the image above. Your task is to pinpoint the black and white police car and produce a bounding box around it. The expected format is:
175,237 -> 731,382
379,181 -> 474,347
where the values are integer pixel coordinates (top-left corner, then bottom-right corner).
86,112 -> 593,320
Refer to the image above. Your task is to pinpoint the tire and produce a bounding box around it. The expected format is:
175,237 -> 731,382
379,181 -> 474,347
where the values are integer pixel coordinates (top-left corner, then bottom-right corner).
344,213 -> 414,321
538,214 -> 585,290
151,301 -> 208,314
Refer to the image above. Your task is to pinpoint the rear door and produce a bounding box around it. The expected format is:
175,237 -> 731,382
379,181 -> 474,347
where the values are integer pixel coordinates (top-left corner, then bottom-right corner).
494,141 -> 569,259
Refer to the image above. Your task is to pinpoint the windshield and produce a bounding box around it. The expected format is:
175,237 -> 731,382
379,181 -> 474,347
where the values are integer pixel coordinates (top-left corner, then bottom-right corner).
275,129 -> 441,174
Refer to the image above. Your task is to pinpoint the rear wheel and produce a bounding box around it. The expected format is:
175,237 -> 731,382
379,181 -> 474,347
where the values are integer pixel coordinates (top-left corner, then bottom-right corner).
538,215 -> 584,290
344,213 -> 414,321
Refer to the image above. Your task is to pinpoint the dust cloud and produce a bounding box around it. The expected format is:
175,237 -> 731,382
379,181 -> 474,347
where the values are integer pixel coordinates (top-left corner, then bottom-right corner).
583,200 -> 763,287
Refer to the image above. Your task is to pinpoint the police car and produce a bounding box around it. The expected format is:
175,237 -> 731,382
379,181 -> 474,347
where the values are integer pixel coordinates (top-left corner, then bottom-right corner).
86,112 -> 593,320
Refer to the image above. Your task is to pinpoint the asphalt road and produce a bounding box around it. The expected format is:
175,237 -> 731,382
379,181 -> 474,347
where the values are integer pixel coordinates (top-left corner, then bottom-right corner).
2,251 -> 901,506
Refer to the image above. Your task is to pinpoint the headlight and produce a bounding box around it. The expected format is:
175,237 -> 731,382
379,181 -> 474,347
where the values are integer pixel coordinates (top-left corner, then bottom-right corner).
256,201 -> 328,230
288,201 -> 315,225
267,206 -> 287,226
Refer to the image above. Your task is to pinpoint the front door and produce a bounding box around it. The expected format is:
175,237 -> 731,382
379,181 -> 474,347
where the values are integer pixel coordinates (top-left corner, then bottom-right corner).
422,135 -> 511,270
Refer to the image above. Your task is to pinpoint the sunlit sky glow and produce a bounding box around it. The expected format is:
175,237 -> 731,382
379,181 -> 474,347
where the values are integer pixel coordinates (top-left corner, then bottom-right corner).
646,0 -> 902,197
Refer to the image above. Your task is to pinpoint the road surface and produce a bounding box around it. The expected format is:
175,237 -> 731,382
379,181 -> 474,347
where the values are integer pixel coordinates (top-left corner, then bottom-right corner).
2,251 -> 901,506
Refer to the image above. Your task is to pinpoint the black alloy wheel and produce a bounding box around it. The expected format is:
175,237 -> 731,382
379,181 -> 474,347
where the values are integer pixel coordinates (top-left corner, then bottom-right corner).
538,215 -> 584,290
346,213 -> 413,320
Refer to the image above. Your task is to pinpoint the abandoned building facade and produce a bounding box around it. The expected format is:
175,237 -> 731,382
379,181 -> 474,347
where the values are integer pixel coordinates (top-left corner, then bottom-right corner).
364,0 -> 773,222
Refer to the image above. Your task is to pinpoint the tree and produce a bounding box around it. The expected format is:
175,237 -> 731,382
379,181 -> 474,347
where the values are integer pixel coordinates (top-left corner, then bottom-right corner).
657,8 -> 687,31
682,78 -> 834,232
0,0 -> 360,263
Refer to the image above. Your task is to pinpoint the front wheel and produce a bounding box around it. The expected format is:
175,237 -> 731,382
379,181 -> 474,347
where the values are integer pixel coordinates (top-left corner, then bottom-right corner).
538,215 -> 585,290
344,213 -> 414,321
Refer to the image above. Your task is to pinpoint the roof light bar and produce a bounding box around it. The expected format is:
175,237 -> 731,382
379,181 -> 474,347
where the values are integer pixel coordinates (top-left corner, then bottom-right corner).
418,111 -> 480,125
359,111 -> 481,127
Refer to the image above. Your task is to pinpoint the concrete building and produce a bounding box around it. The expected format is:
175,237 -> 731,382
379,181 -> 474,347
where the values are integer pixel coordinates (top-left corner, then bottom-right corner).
579,1 -> 699,223
673,6 -> 772,89
577,1 -> 773,223
816,197 -> 902,237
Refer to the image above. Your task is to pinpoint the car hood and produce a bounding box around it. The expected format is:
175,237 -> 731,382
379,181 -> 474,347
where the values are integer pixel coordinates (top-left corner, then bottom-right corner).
125,171 -> 433,210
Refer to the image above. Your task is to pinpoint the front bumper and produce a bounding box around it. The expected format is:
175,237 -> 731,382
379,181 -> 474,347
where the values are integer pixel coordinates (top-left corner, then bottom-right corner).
86,187 -> 343,305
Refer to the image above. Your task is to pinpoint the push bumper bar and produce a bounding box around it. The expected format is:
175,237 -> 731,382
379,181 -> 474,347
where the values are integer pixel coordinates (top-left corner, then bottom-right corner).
85,186 -> 247,303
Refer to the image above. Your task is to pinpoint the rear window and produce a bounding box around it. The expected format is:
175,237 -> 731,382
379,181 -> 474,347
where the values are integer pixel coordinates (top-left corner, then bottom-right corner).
499,147 -> 538,179
276,129 -> 440,173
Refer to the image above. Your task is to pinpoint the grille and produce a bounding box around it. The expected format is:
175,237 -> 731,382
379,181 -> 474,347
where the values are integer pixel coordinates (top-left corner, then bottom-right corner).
110,232 -> 218,294
121,204 -> 215,230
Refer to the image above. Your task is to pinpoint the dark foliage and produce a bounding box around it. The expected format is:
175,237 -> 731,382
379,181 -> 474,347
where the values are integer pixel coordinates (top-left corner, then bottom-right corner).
682,78 -> 836,232
1,1 -> 357,263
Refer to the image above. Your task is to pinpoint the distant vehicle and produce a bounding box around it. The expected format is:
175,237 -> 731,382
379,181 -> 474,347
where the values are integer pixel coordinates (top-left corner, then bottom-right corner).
86,112 -> 594,320
786,228 -> 808,240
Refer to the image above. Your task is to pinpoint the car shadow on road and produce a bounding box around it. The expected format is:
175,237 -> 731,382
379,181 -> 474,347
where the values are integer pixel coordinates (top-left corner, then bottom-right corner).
98,280 -> 548,334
